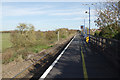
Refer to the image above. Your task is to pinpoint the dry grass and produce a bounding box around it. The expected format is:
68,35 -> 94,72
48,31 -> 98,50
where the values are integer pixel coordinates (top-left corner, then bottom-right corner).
2,49 -> 14,64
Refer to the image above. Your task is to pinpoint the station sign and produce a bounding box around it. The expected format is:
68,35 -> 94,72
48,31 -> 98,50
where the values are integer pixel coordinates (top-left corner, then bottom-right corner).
81,25 -> 83,29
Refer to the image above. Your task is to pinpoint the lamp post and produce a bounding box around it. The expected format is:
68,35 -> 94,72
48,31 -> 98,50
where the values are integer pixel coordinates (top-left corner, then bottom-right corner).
85,7 -> 90,43
89,7 -> 90,43
84,19 -> 85,33
83,3 -> 96,43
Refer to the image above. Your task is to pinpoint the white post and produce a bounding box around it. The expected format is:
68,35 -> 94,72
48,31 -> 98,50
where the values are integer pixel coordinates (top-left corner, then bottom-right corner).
58,31 -> 59,41
66,30 -> 67,37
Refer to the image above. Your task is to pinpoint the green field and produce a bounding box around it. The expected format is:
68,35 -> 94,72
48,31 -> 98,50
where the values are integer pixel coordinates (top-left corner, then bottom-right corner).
2,29 -> 76,64
1,33 -> 53,53
2,33 -> 12,52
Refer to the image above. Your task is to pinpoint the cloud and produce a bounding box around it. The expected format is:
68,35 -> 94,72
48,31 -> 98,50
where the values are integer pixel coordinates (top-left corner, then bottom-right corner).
2,5 -> 52,16
51,12 -> 82,16
2,0 -> 119,2
63,16 -> 97,21
63,17 -> 85,20
50,8 -> 97,16
2,2 -> 97,17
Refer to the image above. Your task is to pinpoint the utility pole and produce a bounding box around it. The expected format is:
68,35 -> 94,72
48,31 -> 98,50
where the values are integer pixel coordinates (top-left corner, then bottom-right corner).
85,27 -> 87,35
58,31 -> 59,42
84,19 -> 86,37
83,3 -> 96,43
84,19 -> 85,28
85,7 -> 91,43
84,19 -> 85,35
89,7 -> 90,43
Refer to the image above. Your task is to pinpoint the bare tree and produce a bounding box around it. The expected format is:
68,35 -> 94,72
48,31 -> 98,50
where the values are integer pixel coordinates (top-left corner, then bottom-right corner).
94,1 -> 120,29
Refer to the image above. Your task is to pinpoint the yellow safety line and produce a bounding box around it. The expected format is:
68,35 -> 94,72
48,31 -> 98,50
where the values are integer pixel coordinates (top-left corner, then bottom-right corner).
81,46 -> 88,80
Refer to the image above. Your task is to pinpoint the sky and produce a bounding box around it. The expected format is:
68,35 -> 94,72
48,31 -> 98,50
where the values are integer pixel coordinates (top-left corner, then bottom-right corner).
1,2 -> 100,31
2,0 -> 118,2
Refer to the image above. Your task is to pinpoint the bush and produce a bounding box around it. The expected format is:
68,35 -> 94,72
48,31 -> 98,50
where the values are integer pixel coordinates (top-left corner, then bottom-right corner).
11,23 -> 36,49
94,30 -> 100,37
95,22 -> 120,40
45,31 -> 57,41
3,25 -> 77,64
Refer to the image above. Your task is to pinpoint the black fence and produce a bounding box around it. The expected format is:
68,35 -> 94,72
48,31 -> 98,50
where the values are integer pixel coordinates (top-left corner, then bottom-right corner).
89,35 -> 120,72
